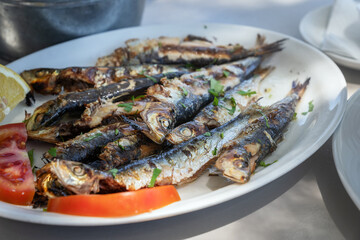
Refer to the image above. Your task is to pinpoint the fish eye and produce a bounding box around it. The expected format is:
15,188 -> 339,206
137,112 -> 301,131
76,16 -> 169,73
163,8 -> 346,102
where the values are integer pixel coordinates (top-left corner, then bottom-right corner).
72,166 -> 85,176
180,127 -> 193,137
35,70 -> 45,77
158,117 -> 170,128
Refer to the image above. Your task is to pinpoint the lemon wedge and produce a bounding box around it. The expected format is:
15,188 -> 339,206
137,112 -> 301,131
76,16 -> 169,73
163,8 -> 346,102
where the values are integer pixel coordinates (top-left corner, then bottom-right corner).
0,64 -> 31,122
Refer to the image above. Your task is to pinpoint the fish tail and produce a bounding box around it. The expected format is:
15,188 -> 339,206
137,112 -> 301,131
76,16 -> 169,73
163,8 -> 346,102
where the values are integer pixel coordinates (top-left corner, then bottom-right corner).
252,38 -> 287,56
289,77 -> 310,98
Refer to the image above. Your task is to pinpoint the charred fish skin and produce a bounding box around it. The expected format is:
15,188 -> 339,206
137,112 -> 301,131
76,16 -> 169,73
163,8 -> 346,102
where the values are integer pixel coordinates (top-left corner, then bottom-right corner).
21,64 -> 187,95
94,133 -> 162,171
25,71 -> 187,131
141,57 -> 263,144
43,123 -> 137,163
96,34 -> 285,67
215,79 -> 310,183
166,67 -> 274,145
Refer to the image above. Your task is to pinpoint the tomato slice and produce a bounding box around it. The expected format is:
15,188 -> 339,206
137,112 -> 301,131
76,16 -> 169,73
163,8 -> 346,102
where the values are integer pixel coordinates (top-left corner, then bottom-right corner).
0,123 -> 35,205
47,185 -> 181,217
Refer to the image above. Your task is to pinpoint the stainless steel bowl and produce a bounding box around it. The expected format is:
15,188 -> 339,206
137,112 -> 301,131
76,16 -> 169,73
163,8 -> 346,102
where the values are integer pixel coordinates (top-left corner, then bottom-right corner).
0,0 -> 145,61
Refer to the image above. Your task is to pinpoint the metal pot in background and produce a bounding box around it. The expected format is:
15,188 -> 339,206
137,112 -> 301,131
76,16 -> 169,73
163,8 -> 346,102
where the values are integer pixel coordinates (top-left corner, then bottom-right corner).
0,0 -> 145,61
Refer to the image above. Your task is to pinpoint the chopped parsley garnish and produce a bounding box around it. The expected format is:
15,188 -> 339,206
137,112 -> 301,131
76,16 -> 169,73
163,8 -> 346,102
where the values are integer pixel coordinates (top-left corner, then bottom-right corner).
204,132 -> 211,137
84,133 -> 103,142
27,149 -> 34,168
212,147 -> 217,156
208,78 -> 224,97
115,129 -> 119,135
259,160 -> 278,167
238,89 -> 257,97
292,112 -> 297,120
213,96 -> 219,106
180,86 -> 188,96
48,147 -> 57,157
302,100 -> 314,115
158,42 -> 162,48
148,168 -> 162,187
185,63 -> 196,69
43,208 -> 47,212
256,109 -> 270,128
180,103 -> 187,109
220,132 -> 224,139
109,168 -> 118,178
144,74 -> 158,83
223,70 -> 230,78
117,102 -> 134,112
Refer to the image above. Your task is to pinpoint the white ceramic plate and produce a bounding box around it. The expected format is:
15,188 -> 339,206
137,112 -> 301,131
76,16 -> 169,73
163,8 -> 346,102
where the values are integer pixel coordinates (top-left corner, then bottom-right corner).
299,5 -> 360,70
333,89 -> 360,210
1,23 -> 347,226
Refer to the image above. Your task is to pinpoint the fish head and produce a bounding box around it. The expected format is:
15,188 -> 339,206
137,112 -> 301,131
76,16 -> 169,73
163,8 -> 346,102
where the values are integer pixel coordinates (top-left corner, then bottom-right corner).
36,160 -> 101,197
166,121 -> 207,144
215,148 -> 251,183
140,102 -> 175,144
20,68 -> 61,94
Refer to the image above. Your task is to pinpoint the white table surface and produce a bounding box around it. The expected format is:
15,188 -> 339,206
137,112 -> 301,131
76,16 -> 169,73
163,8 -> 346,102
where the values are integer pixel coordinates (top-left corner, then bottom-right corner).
1,0 -> 360,239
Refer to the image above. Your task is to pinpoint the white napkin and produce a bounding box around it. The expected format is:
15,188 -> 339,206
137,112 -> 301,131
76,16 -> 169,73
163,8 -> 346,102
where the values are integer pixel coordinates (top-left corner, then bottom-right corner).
321,0 -> 360,60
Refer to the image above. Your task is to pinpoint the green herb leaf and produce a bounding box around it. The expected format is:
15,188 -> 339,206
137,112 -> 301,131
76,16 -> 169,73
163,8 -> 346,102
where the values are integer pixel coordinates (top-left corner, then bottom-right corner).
238,89 -> 257,97
148,168 -> 162,187
48,147 -> 57,157
209,78 -> 224,97
259,160 -> 278,167
43,208 -> 47,212
308,100 -> 314,112
134,95 -> 145,100
180,86 -> 188,96
213,96 -> 219,106
117,102 -> 134,113
220,132 -> 224,139
158,42 -> 162,48
109,168 -> 118,178
228,97 -> 237,115
301,100 -> 314,116
27,149 -> 34,168
256,109 -> 270,128
212,147 -> 217,156
204,132 -> 211,137
115,129 -> 119,135
144,74 -> 158,83
292,112 -> 297,120
223,70 -> 230,78
84,133 -> 103,142
180,103 -> 187,109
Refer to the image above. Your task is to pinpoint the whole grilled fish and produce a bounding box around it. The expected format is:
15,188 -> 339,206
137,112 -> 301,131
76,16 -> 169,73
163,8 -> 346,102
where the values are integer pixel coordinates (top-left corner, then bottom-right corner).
96,34 -> 285,67
140,57 -> 262,144
166,67 -> 273,144
35,107 -> 263,197
21,64 -> 187,95
25,71 -> 185,131
215,79 -> 310,183
43,123 -> 137,163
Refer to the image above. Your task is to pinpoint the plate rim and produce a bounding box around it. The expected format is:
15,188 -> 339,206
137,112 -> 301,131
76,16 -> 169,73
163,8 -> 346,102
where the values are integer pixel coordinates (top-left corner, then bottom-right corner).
332,89 -> 360,210
1,23 -> 348,226
299,5 -> 360,70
